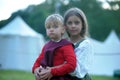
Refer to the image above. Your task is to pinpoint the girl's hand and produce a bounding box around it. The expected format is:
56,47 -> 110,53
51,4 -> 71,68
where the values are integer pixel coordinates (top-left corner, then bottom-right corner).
39,67 -> 53,80
46,67 -> 53,80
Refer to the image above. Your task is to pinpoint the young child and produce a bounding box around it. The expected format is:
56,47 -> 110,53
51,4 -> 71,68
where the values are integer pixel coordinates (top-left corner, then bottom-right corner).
64,7 -> 93,80
32,14 -> 76,80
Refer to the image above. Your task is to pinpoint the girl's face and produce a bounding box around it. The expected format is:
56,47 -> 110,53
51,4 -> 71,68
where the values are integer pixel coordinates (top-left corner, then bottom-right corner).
46,21 -> 65,41
66,15 -> 82,37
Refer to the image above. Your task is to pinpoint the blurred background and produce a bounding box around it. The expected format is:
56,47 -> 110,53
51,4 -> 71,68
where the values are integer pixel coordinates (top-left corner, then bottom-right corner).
0,0 -> 120,80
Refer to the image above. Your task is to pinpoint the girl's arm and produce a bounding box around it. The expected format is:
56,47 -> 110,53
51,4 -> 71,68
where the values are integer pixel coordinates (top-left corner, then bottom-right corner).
51,44 -> 76,76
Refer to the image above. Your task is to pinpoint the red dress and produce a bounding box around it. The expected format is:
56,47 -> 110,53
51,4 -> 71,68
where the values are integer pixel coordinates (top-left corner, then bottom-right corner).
32,39 -> 76,79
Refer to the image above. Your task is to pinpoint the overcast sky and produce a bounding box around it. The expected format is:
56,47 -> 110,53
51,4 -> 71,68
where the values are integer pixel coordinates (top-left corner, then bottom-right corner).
0,0 -> 45,21
0,0 -> 111,21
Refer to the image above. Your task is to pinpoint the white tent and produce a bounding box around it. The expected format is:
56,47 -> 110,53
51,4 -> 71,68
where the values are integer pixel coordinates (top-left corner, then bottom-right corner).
88,30 -> 120,76
0,16 -> 45,71
103,30 -> 120,54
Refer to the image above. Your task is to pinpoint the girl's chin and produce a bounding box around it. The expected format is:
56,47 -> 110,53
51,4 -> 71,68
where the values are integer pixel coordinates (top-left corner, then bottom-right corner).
70,33 -> 78,36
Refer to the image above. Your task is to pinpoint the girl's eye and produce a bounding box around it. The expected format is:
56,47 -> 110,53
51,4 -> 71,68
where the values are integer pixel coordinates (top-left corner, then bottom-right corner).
67,21 -> 80,25
67,21 -> 72,25
74,21 -> 80,25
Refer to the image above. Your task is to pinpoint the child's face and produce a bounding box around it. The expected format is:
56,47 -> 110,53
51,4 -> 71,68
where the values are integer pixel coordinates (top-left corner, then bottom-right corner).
66,15 -> 82,37
46,21 -> 65,41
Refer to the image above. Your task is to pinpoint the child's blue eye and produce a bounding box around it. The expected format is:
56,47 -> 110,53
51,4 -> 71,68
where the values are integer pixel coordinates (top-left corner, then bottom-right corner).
46,26 -> 50,29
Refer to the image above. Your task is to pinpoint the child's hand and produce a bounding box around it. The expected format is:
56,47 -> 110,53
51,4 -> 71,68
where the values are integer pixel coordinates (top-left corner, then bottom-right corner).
39,67 -> 53,80
34,66 -> 43,80
34,67 -> 40,80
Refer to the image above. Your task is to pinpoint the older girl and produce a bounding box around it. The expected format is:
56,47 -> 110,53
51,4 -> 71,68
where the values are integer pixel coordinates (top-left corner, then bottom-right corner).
64,7 -> 93,80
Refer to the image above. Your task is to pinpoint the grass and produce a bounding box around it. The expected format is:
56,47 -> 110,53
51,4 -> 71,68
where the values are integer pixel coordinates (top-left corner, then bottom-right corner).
0,70 -> 35,80
91,75 -> 113,80
0,70 -> 120,80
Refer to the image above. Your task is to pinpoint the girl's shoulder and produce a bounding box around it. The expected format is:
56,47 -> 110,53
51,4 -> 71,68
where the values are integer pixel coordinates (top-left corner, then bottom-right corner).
81,39 -> 91,44
78,39 -> 92,48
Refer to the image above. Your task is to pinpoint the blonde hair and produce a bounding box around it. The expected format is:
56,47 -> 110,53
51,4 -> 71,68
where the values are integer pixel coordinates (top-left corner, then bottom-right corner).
64,7 -> 88,38
45,14 -> 64,28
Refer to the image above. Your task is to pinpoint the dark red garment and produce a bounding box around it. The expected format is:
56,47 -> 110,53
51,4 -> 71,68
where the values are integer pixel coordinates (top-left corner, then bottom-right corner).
32,39 -> 76,80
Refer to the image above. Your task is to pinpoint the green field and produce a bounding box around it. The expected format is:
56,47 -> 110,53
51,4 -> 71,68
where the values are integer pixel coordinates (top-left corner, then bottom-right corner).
0,70 -> 35,80
0,70 -> 119,80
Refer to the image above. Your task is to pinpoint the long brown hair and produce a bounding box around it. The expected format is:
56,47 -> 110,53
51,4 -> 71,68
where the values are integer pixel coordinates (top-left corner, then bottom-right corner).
64,7 -> 88,38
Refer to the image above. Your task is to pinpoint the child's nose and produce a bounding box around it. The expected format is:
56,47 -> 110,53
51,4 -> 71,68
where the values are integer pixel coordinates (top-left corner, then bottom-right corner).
50,28 -> 54,31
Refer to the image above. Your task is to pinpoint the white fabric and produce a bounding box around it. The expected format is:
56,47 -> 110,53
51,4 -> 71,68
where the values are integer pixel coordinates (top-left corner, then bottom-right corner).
70,39 -> 93,78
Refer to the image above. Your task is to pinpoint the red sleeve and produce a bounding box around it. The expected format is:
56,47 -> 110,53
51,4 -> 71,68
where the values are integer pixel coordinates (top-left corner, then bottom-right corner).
32,46 -> 45,73
51,44 -> 76,76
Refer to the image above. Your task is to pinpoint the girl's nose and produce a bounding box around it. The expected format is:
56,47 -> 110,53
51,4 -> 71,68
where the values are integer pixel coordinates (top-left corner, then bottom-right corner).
71,23 -> 76,28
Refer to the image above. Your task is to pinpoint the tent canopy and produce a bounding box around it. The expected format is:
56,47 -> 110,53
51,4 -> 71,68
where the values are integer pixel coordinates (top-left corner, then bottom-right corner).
0,16 -> 39,37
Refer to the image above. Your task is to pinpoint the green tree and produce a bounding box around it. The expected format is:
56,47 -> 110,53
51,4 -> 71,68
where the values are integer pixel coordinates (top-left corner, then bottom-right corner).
0,0 -> 120,41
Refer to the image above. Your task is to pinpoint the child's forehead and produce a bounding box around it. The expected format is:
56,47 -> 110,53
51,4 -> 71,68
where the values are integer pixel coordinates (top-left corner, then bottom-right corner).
47,19 -> 58,23
45,20 -> 62,27
46,18 -> 63,25
46,21 -> 57,25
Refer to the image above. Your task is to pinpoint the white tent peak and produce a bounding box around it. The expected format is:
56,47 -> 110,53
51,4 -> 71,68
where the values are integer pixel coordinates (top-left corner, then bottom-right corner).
88,30 -> 120,76
0,16 -> 45,71
104,30 -> 120,44
0,16 -> 40,37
